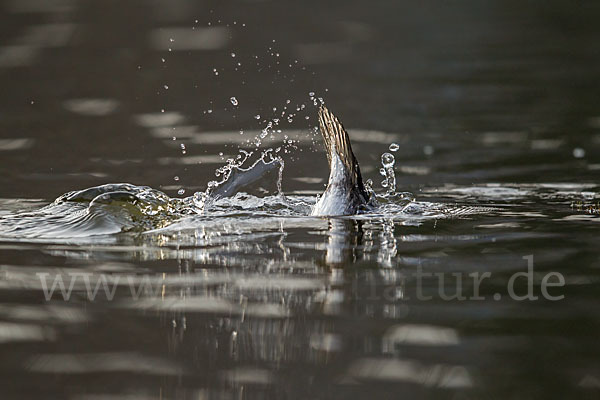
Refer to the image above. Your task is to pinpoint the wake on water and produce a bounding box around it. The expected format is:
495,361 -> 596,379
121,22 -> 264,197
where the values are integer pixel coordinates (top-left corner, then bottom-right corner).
0,107 -> 499,241
0,144 -> 489,242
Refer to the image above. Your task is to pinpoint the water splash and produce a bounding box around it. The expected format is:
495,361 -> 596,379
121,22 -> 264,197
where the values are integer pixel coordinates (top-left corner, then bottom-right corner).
377,151 -> 415,204
380,152 -> 396,194
193,149 -> 286,212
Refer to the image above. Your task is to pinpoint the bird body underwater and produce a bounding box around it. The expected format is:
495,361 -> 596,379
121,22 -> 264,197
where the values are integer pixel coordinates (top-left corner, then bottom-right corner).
311,105 -> 371,216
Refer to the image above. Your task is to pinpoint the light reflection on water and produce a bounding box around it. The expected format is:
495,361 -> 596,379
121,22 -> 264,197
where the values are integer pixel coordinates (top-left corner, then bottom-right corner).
1,129 -> 599,399
0,179 -> 598,398
1,0 -> 600,399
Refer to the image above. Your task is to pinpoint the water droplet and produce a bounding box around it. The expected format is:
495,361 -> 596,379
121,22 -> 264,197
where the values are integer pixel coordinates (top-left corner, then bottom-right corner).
173,176 -> 180,181
160,109 -> 165,113
164,85 -> 169,90
178,188 -> 185,195
389,143 -> 399,152
161,58 -> 166,63
309,91 -> 315,97
423,145 -> 434,156
382,152 -> 395,168
169,38 -> 174,42
230,96 -> 238,106
180,143 -> 186,150
254,114 -> 261,119
213,68 -> 219,76
573,147 -> 585,158
207,109 -> 212,113
231,52 -> 236,57
379,152 -> 397,196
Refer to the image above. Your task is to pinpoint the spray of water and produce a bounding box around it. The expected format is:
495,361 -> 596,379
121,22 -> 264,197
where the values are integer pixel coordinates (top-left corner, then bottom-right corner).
376,145 -> 415,204
192,149 -> 285,212
380,152 -> 396,194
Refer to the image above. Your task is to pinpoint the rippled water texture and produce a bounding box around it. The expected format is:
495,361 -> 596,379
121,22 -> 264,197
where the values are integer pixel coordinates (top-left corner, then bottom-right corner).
1,1 -> 600,399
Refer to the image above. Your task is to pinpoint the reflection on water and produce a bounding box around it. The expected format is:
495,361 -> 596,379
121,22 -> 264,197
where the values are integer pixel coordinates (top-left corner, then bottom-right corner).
2,0 -> 600,398
1,177 -> 598,398
1,134 -> 599,398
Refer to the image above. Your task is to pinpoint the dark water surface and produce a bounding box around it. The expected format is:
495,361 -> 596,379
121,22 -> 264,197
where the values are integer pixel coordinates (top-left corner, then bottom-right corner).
1,0 -> 600,399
